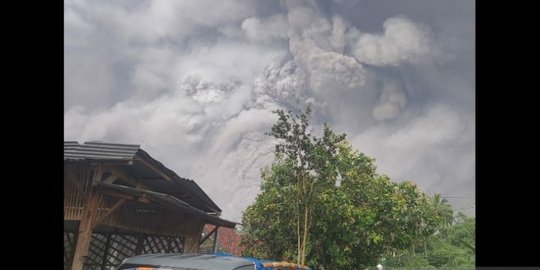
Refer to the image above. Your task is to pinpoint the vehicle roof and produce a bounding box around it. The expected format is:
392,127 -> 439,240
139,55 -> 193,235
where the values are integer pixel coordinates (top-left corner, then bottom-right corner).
121,253 -> 255,270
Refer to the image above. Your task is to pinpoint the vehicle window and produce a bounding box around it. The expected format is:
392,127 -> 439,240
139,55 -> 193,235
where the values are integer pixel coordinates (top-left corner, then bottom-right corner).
117,264 -> 228,270
116,265 -> 175,270
232,265 -> 256,270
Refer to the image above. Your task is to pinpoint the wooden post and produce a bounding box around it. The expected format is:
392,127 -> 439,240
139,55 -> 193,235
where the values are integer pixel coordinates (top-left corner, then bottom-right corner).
65,231 -> 77,270
100,234 -> 111,270
197,226 -> 218,252
212,226 -> 220,253
71,167 -> 103,270
167,237 -> 173,253
134,234 -> 145,255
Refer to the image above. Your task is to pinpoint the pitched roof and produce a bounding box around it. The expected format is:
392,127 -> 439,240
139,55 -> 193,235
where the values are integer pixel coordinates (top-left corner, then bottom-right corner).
64,141 -> 222,215
64,141 -> 140,160
98,182 -> 237,228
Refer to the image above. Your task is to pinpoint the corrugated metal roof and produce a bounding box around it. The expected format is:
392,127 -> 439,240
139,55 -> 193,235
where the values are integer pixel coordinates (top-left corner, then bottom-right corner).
98,183 -> 237,228
136,148 -> 222,213
64,141 -> 140,160
64,141 -> 223,214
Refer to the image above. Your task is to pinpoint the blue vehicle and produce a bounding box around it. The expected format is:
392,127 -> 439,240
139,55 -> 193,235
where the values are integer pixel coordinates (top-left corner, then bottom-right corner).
115,253 -> 312,270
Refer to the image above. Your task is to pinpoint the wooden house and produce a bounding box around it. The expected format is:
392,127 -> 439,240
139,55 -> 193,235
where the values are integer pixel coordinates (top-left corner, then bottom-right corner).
64,141 -> 236,270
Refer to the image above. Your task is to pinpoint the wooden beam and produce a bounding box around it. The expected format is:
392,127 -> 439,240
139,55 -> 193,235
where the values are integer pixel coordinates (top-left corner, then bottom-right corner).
135,157 -> 174,183
103,174 -> 118,184
197,226 -> 218,248
102,167 -> 150,190
98,190 -> 151,204
212,226 -> 220,253
91,166 -> 104,186
91,198 -> 127,229
90,160 -> 133,166
71,167 -> 103,270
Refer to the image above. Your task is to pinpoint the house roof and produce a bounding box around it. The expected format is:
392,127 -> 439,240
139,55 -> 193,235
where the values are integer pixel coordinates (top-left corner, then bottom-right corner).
97,182 -> 237,228
64,141 -> 222,215
64,141 -> 140,160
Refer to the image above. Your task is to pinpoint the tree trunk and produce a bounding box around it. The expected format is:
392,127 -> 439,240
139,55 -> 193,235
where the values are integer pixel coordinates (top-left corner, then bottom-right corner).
296,192 -> 301,263
296,173 -> 302,264
301,205 -> 309,265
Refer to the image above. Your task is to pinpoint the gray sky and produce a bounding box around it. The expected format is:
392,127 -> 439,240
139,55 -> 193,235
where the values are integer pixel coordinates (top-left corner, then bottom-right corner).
64,0 -> 475,221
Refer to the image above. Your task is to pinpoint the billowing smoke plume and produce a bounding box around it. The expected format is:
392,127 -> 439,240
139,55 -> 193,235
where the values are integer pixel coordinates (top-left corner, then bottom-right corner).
352,16 -> 435,66
65,0 -> 475,221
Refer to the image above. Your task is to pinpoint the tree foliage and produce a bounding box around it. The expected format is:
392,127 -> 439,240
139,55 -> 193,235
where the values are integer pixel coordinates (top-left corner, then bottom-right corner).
383,213 -> 475,269
240,107 -> 458,269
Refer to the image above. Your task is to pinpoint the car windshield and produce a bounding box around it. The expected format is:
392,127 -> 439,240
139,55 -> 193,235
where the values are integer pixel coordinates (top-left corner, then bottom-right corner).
117,262 -> 256,270
117,264 -> 255,270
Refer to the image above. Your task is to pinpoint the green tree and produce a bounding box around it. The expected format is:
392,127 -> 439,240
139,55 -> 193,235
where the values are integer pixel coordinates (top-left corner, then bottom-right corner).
427,213 -> 475,268
241,107 -> 452,269
431,194 -> 454,227
384,212 -> 475,269
240,160 -> 298,260
261,106 -> 347,265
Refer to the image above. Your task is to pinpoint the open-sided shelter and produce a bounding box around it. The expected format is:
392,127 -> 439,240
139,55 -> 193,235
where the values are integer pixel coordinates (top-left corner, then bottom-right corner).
64,141 -> 236,270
